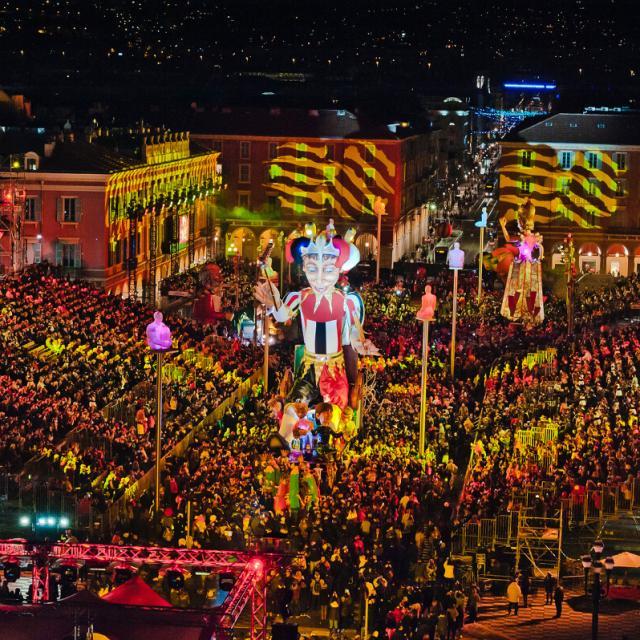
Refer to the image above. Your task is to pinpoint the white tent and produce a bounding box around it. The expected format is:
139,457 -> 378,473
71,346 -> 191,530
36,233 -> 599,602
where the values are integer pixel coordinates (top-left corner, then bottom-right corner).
610,551 -> 640,569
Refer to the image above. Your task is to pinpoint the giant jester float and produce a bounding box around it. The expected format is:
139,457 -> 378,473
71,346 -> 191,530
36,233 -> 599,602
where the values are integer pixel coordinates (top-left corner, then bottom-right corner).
255,220 -> 375,455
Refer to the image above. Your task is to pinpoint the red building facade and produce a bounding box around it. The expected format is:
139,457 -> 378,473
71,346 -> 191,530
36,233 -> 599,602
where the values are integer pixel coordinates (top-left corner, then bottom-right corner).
0,130 -> 221,302
189,108 -> 440,265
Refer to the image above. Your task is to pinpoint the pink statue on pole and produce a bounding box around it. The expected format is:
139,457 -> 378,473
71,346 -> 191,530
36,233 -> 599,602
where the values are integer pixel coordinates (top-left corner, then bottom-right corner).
417,285 -> 437,321
146,311 -> 172,351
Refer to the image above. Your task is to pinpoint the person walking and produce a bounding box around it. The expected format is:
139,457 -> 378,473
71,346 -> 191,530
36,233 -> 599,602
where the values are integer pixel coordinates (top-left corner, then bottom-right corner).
328,591 -> 340,633
506,577 -> 521,616
553,581 -> 565,618
543,572 -> 555,605
466,583 -> 481,623
519,572 -> 530,608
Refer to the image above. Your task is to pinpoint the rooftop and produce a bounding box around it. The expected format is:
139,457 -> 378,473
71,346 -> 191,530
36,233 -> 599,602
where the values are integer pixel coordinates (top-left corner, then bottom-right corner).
0,128 -> 203,173
504,112 -> 640,146
183,107 -> 428,140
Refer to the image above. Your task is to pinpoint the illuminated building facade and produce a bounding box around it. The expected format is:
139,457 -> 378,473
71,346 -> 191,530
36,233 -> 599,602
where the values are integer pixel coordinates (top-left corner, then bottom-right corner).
0,130 -> 221,302
189,107 -> 440,265
499,112 -> 640,276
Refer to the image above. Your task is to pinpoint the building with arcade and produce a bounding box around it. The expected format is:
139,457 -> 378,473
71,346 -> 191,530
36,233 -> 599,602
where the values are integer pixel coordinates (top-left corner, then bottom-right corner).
187,106 -> 442,266
498,111 -> 640,276
0,128 -> 221,303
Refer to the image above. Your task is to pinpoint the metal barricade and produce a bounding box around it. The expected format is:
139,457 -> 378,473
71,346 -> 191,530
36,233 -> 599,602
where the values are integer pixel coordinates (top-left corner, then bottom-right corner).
463,523 -> 480,552
601,486 -> 618,518
480,519 -> 497,549
495,513 -> 515,547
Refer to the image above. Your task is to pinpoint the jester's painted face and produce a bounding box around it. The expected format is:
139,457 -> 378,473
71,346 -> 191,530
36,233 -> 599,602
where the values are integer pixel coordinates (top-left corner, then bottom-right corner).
302,254 -> 340,295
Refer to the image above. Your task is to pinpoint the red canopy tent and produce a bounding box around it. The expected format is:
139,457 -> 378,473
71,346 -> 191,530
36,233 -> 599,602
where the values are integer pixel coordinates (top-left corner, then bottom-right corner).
102,576 -> 172,608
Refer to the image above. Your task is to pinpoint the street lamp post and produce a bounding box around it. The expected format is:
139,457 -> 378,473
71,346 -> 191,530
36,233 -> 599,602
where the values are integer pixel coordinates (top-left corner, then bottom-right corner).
278,231 -> 285,293
263,311 -> 270,395
146,312 -> 173,513
374,197 -> 386,284
564,233 -> 576,336
581,539 -> 613,640
475,206 -> 488,304
416,286 -> 437,456
447,242 -> 465,379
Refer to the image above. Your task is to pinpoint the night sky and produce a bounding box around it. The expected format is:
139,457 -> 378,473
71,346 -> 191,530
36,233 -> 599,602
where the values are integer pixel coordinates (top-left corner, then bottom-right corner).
1,1 -> 638,79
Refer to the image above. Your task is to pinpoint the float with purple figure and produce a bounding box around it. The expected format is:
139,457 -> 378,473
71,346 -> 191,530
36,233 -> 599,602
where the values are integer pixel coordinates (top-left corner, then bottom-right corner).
498,198 -> 545,325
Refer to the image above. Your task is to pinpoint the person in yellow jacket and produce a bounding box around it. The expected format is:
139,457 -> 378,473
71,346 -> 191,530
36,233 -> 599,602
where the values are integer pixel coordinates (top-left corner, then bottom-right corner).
507,577 -> 522,615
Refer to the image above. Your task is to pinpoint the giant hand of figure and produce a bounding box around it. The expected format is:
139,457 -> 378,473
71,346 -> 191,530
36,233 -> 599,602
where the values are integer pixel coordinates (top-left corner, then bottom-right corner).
254,280 -> 281,309
351,335 -> 381,356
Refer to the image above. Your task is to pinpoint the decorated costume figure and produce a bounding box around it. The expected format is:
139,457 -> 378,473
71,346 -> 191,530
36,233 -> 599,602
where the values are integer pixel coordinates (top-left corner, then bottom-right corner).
255,220 -> 372,446
192,263 -> 228,324
499,199 -> 545,324
146,312 -> 172,351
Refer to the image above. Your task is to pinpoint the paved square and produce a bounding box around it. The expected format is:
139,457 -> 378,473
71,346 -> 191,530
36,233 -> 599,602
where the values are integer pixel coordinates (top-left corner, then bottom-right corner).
462,589 -> 640,640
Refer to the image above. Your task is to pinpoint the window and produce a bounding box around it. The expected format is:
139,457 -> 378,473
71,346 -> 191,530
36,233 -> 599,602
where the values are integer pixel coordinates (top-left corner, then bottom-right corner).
269,164 -> 283,181
268,142 -> 278,159
519,177 -> 532,194
614,152 -> 627,172
294,168 -> 306,183
25,157 -> 38,171
239,164 -> 251,183
365,168 -> 375,186
296,143 -> 307,159
325,145 -> 335,161
239,141 -> 250,159
362,194 -> 375,214
294,194 -> 305,214
365,144 -> 376,163
586,152 -> 601,170
587,178 -> 599,196
238,193 -> 250,208
558,177 -> 571,195
58,197 -> 80,222
616,179 -> 627,197
521,150 -> 533,167
26,241 -> 41,264
267,195 -> 280,210
57,243 -> 80,268
559,151 -> 573,170
323,166 -> 336,184
24,196 -> 40,221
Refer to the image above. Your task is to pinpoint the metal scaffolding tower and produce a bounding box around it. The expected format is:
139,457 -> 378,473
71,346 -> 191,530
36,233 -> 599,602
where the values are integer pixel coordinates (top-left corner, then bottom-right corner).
0,539 -> 277,640
127,200 -> 143,301
515,506 -> 563,578
0,156 -> 26,274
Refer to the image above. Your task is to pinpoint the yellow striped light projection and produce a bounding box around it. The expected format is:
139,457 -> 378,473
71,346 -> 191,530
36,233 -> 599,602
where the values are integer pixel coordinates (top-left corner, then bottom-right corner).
499,146 -> 624,229
265,142 -> 395,220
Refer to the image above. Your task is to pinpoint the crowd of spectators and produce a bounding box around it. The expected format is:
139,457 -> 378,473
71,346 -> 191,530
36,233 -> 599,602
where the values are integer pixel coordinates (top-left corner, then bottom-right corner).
5,259 -> 640,638
98,274 -> 504,638
0,266 -> 262,504
460,279 -> 640,525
